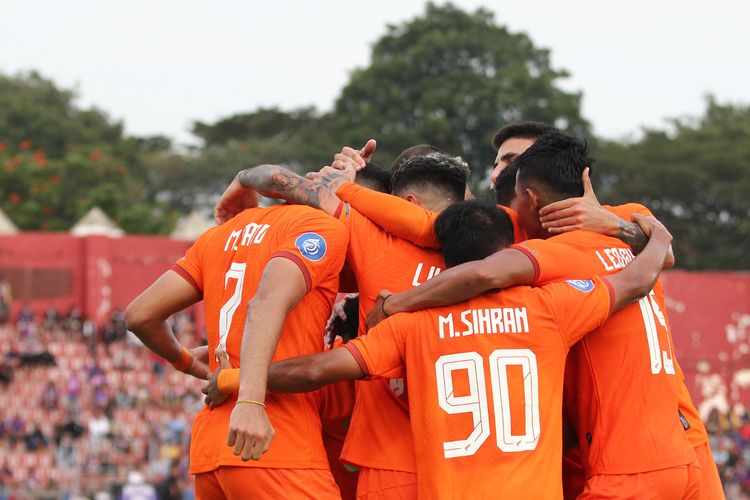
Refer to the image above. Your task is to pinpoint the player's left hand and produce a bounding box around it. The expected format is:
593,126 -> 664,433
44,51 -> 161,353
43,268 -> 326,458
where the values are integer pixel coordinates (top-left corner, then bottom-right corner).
228,401 -> 275,461
366,289 -> 393,330
202,348 -> 233,409
214,175 -> 259,224
538,168 -> 619,235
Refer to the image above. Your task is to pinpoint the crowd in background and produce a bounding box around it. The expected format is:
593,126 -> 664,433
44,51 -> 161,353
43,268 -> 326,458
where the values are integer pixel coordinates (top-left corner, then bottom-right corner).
0,283 -> 748,498
0,300 -> 203,499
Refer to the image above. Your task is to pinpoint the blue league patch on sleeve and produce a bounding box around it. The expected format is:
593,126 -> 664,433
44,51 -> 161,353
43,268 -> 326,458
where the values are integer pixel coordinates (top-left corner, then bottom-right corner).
295,232 -> 327,262
566,279 -> 595,293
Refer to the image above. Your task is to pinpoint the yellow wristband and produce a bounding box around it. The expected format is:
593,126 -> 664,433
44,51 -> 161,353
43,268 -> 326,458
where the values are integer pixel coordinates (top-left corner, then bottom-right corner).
235,399 -> 266,409
171,347 -> 194,373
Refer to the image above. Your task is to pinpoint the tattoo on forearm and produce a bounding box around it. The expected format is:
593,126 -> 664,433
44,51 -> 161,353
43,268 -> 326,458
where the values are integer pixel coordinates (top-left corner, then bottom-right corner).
617,221 -> 648,254
238,165 -> 322,209
319,170 -> 349,192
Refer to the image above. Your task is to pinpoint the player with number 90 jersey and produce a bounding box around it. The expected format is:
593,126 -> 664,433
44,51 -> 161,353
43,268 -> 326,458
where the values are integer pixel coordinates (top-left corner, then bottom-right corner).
343,276 -> 616,499
173,204 -> 347,476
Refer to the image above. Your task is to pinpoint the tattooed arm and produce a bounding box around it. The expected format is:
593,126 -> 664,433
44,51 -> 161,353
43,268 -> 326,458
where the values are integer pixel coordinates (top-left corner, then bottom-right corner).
214,164 -> 353,223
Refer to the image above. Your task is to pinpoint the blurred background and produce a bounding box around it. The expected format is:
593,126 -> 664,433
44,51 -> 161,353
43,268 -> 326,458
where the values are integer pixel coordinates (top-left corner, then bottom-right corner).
0,1 -> 748,498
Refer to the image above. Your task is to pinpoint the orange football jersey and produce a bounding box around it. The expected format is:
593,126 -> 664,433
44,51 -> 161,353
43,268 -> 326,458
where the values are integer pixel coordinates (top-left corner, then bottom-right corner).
512,204 -> 695,476
173,204 -> 348,474
344,277 -> 615,498
606,204 -> 709,449
337,204 -> 445,472
335,181 -> 527,247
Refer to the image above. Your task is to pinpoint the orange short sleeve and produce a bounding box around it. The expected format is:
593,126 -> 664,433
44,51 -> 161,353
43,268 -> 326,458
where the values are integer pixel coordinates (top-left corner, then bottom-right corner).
344,315 -> 408,379
538,276 -> 615,348
172,238 -> 206,293
605,203 -> 654,220
270,210 -> 349,292
512,237 -> 601,285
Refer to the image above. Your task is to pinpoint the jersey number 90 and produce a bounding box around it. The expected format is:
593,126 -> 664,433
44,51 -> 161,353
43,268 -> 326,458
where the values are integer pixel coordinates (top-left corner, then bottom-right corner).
435,349 -> 540,458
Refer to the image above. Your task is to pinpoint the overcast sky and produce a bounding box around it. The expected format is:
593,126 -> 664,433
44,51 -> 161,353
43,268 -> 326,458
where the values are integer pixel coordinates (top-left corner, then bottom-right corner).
2,0 -> 748,145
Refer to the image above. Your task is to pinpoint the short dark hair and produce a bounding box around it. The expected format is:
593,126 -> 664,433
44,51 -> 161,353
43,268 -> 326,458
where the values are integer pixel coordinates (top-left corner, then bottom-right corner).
515,131 -> 594,200
392,144 -> 447,170
491,121 -> 556,150
494,162 -> 518,206
355,162 -> 391,193
391,154 -> 468,202
435,200 -> 515,268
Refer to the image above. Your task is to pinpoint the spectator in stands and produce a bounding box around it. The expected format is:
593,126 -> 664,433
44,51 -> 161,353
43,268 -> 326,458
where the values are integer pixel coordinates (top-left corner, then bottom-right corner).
41,381 -> 60,410
0,359 -> 12,385
16,304 -> 33,328
24,425 -> 48,452
65,373 -> 81,411
88,408 -> 110,453
0,276 -> 10,324
122,471 -> 157,500
19,333 -> 55,366
66,307 -> 83,334
7,413 -> 25,448
44,307 -> 60,331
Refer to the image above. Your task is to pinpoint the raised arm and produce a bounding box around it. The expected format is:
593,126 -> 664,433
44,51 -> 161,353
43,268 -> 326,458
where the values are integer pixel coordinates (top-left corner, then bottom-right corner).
214,164 -> 352,222
335,182 -> 441,248
606,214 -> 673,312
366,248 -> 536,328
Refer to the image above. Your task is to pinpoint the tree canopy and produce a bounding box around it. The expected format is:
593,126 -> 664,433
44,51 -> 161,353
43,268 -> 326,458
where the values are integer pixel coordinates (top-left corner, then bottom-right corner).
333,3 -> 589,178
596,97 -> 750,269
0,72 -> 177,234
0,3 -> 747,269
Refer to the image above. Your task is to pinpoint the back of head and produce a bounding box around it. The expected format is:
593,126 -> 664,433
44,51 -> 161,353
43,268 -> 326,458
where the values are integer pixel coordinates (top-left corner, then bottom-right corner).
491,121 -> 557,150
435,200 -> 514,268
355,162 -> 391,193
515,131 -> 594,202
391,153 -> 469,203
391,144 -> 447,170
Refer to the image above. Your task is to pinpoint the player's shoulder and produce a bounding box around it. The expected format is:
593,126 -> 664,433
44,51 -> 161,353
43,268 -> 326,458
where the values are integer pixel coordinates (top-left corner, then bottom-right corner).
604,202 -> 653,218
533,276 -> 609,310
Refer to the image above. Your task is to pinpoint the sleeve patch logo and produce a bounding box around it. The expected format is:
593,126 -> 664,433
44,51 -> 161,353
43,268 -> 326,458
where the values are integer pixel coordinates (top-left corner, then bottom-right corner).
566,279 -> 594,293
295,232 -> 327,262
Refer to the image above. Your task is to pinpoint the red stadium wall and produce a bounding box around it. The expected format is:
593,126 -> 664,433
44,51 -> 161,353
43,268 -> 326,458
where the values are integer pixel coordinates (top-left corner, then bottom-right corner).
662,271 -> 750,417
0,233 -> 192,325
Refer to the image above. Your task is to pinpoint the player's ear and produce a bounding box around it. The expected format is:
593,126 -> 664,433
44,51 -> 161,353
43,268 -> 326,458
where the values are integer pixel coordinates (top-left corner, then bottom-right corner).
526,188 -> 541,213
404,194 -> 422,207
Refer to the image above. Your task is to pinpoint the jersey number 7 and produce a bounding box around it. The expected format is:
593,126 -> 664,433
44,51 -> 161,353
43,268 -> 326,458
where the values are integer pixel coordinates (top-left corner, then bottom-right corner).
435,349 -> 540,458
217,262 -> 247,358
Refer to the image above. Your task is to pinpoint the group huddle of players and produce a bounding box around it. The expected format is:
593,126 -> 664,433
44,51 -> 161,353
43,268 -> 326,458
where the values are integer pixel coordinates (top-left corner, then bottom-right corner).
126,121 -> 725,499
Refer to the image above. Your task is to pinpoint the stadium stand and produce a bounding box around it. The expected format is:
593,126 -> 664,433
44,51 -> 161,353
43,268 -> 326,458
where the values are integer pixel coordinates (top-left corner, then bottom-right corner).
0,310 -> 203,499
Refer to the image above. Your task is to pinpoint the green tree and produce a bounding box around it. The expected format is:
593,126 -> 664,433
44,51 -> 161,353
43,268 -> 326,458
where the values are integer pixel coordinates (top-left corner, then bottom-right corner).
596,97 -> 750,269
0,71 -> 134,160
0,72 -> 177,234
333,2 -> 589,180
145,107 -> 340,212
